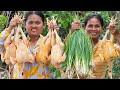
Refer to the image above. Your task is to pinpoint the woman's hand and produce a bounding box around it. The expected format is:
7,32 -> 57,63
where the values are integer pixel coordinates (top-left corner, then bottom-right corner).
10,18 -> 18,27
7,18 -> 18,32
70,21 -> 80,33
48,20 -> 59,32
54,25 -> 59,32
7,14 -> 23,32
108,17 -> 119,36
108,25 -> 119,36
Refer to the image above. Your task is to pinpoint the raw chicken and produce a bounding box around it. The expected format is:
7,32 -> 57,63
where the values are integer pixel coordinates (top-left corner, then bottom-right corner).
50,29 -> 66,67
2,28 -> 17,79
15,25 -> 35,64
3,29 -> 16,65
36,29 -> 51,66
93,17 -> 119,79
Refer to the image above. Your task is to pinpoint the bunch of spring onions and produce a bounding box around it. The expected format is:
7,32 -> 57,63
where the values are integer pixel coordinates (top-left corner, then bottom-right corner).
63,27 -> 95,79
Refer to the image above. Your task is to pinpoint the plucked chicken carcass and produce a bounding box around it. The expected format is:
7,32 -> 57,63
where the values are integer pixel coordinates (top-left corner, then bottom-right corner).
103,17 -> 119,62
46,18 -> 66,78
2,13 -> 24,65
14,25 -> 35,64
14,25 -> 35,79
35,28 -> 52,66
51,29 -> 66,78
103,17 -> 119,79
46,17 -> 66,66
0,13 -> 24,79
35,17 -> 62,66
3,29 -> 17,65
50,29 -> 66,68
2,28 -> 17,79
47,17 -> 66,66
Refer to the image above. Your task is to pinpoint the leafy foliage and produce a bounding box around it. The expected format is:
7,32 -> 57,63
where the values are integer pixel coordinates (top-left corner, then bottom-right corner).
0,15 -> 8,31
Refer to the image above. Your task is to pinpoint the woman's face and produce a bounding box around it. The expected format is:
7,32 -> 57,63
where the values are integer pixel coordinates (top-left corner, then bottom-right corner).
24,14 -> 44,37
85,17 -> 103,39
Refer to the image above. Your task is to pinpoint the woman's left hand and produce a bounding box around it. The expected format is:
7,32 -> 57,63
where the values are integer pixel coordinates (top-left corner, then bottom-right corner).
53,25 -> 60,32
109,25 -> 119,36
48,20 -> 60,32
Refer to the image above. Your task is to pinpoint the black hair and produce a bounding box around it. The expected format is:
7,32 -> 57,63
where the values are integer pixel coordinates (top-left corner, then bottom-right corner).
84,13 -> 104,27
24,11 -> 44,23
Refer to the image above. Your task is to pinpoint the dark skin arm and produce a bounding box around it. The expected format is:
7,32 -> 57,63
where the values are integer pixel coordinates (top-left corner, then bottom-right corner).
64,21 -> 80,44
109,25 -> 120,45
7,17 -> 18,33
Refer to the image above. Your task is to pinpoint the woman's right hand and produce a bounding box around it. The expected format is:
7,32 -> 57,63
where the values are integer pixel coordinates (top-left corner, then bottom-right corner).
7,14 -> 23,32
70,21 -> 80,33
7,17 -> 18,32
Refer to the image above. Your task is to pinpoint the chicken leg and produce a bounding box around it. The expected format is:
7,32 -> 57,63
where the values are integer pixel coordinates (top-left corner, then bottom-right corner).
108,59 -> 114,79
54,29 -> 64,49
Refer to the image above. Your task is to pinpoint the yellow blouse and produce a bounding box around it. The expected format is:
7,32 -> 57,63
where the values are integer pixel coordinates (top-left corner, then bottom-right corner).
93,40 -> 120,79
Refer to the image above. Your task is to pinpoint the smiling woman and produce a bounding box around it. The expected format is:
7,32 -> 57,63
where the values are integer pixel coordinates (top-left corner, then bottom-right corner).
24,12 -> 45,37
0,11 -> 59,79
65,13 -> 120,79
12,11 -> 48,79
84,14 -> 104,46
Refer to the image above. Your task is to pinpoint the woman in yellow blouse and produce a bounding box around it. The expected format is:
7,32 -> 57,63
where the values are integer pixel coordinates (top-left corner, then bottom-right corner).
66,13 -> 120,79
0,11 -> 59,79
